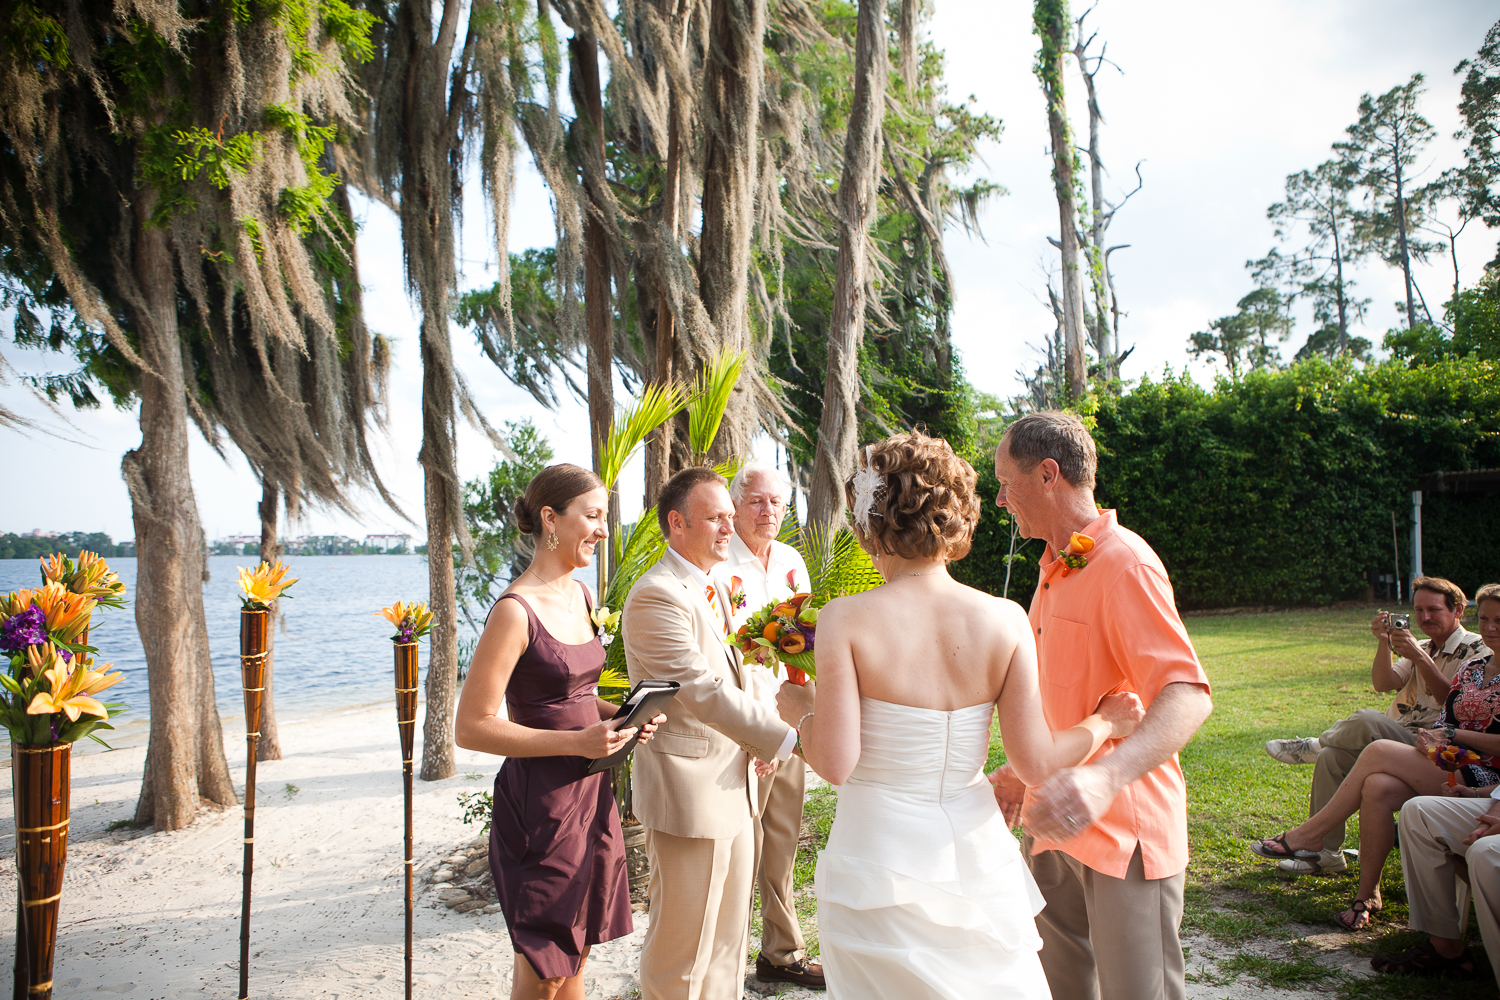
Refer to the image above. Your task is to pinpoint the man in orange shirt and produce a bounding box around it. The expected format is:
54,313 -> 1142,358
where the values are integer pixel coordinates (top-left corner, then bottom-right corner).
991,412 -> 1213,1000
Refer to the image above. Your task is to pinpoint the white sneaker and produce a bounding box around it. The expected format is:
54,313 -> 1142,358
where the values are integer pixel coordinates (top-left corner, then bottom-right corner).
1265,737 -> 1322,765
1277,850 -> 1347,875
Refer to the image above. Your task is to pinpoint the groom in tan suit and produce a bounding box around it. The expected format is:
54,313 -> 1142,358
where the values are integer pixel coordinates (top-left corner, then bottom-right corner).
624,467 -> 797,1000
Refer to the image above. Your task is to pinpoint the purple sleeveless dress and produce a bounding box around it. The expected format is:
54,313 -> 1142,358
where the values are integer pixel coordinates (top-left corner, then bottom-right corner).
487,590 -> 632,978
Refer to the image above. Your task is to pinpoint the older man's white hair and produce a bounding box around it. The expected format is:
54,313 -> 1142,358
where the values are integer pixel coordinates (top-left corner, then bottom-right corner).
729,462 -> 792,504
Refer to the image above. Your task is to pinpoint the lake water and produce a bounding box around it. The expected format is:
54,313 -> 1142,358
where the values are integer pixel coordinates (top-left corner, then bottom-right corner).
0,555 -> 455,750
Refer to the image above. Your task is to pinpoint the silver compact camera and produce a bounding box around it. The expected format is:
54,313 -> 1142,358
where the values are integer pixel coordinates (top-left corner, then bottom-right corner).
1388,612 -> 1411,631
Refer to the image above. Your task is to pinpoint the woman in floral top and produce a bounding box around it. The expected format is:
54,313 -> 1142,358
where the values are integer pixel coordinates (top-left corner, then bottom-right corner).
1434,649 -> 1500,786
1250,583 -> 1500,930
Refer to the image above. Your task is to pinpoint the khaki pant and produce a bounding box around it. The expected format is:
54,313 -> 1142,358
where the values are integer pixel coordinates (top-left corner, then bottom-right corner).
752,757 -> 807,965
1397,796 -> 1500,991
1313,709 -> 1419,851
640,815 -> 755,1000
1026,842 -> 1186,1000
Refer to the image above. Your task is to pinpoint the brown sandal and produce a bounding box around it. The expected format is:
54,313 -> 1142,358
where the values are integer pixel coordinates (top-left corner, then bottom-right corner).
1335,898 -> 1376,931
1371,939 -> 1476,977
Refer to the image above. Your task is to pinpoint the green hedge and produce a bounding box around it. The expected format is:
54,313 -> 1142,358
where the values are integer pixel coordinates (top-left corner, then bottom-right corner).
955,358 -> 1500,610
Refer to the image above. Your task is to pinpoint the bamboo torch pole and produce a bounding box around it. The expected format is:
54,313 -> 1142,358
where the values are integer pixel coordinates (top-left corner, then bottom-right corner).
239,609 -> 269,1000
394,642 -> 419,1000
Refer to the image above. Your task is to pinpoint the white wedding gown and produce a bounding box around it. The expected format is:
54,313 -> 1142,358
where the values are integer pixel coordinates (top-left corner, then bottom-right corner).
814,697 -> 1052,1000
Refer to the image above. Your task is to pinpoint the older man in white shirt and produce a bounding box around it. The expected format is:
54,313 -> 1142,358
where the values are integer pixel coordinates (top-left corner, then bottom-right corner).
716,462 -> 824,991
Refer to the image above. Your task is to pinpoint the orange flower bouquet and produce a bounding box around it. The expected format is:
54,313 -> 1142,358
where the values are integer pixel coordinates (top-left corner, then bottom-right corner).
1424,740 -> 1483,786
730,592 -> 820,684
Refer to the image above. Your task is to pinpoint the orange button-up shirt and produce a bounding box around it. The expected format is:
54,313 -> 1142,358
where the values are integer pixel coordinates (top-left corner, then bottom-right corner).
1026,509 -> 1211,880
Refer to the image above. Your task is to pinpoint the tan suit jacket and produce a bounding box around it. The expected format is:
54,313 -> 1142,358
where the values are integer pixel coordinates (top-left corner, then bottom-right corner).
623,553 -> 791,840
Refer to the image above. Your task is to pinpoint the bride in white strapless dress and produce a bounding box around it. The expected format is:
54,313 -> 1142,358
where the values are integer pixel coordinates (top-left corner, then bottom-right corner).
776,435 -> 1141,1000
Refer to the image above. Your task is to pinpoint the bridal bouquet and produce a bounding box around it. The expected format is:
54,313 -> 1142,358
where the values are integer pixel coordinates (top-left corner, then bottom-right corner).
731,592 -> 819,684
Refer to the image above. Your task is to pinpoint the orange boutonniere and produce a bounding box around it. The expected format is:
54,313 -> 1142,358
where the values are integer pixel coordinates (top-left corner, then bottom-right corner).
1058,532 -> 1095,577
728,576 -> 747,612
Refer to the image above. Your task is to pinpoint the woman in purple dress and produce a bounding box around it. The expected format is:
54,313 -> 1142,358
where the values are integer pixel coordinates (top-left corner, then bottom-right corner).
456,464 -> 661,1000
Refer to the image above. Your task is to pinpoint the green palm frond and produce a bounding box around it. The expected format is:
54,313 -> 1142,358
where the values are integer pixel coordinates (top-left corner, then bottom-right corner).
686,349 -> 747,459
599,382 -> 688,488
597,666 -> 631,704
798,523 -> 883,600
603,514 -> 668,612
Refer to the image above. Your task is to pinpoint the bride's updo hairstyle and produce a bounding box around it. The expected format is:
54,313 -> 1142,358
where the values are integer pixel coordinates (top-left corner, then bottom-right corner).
845,432 -> 981,561
513,463 -> 606,538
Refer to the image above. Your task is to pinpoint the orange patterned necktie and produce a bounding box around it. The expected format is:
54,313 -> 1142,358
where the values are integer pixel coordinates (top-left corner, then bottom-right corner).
705,585 -> 728,636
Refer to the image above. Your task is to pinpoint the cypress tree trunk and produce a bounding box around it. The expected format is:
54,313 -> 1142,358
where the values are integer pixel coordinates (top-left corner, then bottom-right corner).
398,0 -> 466,783
572,30 -> 615,588
1035,0 -> 1088,399
698,0 -> 766,461
808,0 -> 886,526
128,199 -> 236,830
256,479 -> 282,761
645,70 -> 684,507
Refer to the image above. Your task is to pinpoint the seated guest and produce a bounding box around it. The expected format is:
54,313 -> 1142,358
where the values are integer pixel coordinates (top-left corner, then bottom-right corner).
1263,576 -> 1483,873
1250,583 -> 1500,929
1373,788 -> 1500,984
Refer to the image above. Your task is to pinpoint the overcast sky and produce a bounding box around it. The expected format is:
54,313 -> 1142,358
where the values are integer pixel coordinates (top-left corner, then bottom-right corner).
3,0 -> 1495,544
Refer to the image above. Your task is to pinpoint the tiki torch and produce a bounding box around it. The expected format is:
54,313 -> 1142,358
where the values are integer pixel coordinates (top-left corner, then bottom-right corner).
377,601 -> 433,1000
235,562 -> 296,1000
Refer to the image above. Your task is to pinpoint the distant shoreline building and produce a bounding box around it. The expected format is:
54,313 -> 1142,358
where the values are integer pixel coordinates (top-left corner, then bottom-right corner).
364,533 -> 413,554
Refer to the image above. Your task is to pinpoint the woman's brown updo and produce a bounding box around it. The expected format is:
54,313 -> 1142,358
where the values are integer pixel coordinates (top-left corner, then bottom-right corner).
513,463 -> 606,537
844,432 -> 981,561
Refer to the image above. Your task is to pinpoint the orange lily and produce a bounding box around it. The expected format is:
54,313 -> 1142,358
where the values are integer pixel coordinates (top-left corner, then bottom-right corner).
239,560 -> 298,608
31,582 -> 95,643
376,600 -> 434,641
23,646 -> 109,722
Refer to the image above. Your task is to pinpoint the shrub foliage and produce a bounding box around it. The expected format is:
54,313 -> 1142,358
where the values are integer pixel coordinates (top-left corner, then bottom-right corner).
958,358 -> 1500,609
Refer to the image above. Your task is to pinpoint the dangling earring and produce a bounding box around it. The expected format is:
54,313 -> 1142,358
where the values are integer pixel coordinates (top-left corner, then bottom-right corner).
546,532 -> 560,552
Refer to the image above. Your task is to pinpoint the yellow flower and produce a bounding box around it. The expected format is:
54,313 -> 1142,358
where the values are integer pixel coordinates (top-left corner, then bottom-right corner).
590,606 -> 621,632
71,551 -> 127,603
376,600 -> 434,642
39,554 -> 68,584
239,560 -> 298,608
24,647 -> 109,722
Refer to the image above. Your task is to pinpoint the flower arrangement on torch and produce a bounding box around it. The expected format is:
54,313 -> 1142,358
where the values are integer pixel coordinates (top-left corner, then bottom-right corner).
377,601 -> 435,644
731,592 -> 819,684
0,553 -> 128,746
239,560 -> 298,610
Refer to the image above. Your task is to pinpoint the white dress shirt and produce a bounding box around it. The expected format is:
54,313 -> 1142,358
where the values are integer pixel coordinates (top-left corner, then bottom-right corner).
667,544 -> 797,761
716,531 -> 811,704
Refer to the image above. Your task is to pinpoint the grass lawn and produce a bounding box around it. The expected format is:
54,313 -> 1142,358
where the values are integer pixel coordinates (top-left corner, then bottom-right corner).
785,605 -> 1496,998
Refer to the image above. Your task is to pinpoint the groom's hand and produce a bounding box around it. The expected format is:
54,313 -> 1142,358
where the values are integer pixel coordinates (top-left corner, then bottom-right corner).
1023,765 -> 1117,842
989,764 -> 1026,826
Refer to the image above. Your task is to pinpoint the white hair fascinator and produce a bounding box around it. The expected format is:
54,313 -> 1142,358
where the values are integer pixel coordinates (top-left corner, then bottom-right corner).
850,445 -> 888,533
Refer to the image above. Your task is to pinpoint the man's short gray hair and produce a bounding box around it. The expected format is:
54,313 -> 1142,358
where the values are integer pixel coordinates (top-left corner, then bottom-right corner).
729,462 -> 792,504
1000,411 -> 1098,489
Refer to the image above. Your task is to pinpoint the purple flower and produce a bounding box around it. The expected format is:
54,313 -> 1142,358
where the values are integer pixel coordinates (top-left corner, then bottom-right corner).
0,604 -> 47,656
397,626 -> 416,645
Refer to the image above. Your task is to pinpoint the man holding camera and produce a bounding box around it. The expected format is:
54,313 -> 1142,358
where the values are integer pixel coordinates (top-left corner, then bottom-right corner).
1264,576 -> 1485,873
